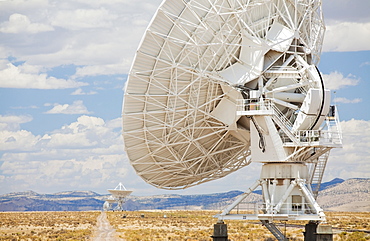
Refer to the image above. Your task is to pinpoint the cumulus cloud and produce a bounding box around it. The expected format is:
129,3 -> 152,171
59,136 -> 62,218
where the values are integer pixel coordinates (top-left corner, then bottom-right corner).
0,115 -> 129,193
323,0 -> 370,24
1,115 -> 369,195
51,8 -> 117,30
324,119 -> 370,181
0,0 -> 161,74
73,62 -> 130,78
0,0 -> 369,196
1,115 -> 121,151
0,115 -> 33,131
71,88 -> 97,95
0,13 -> 54,34
0,0 -> 367,82
360,62 -> 370,67
0,129 -> 41,151
334,97 -> 362,104
0,154 -> 128,192
45,100 -> 92,114
322,71 -> 360,90
321,0 -> 370,52
10,105 -> 38,110
0,115 -> 40,151
0,62 -> 88,89
323,22 -> 370,52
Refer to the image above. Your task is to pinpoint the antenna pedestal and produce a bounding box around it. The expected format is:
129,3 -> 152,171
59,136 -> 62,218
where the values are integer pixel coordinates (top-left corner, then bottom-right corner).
216,163 -> 326,240
216,162 -> 325,222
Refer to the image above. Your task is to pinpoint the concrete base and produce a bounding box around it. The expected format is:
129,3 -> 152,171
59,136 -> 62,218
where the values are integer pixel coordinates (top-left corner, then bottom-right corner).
212,221 -> 228,241
316,225 -> 333,241
304,222 -> 333,241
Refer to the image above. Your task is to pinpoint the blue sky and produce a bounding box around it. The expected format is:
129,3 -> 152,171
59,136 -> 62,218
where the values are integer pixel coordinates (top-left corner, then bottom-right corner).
0,0 -> 369,196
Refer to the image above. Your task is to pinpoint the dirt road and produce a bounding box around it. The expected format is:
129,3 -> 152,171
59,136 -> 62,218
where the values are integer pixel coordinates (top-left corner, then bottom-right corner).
92,212 -> 123,241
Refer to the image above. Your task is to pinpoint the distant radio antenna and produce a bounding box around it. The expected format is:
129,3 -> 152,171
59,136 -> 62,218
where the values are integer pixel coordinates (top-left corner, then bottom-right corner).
103,196 -> 116,211
107,182 -> 132,211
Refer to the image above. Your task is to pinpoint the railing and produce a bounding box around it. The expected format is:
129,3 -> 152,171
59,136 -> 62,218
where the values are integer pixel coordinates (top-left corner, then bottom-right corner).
227,201 -> 319,216
296,130 -> 342,146
236,99 -> 273,112
236,99 -> 342,147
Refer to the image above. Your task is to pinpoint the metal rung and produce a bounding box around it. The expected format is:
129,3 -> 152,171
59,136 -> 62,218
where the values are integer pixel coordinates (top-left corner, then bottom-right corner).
261,220 -> 288,241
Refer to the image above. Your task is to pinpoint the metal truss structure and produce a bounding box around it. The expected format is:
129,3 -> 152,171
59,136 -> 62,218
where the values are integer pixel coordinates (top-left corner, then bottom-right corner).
122,0 -> 342,238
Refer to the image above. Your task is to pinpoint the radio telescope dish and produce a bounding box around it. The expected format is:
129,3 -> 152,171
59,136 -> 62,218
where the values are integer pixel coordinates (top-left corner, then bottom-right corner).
123,0 -> 342,238
122,0 -> 333,189
108,182 -> 132,211
105,197 -> 117,204
103,196 -> 116,211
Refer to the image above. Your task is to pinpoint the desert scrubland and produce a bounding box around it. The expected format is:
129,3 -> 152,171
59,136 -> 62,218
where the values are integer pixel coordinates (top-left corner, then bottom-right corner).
0,211 -> 99,240
106,211 -> 370,241
0,210 -> 369,240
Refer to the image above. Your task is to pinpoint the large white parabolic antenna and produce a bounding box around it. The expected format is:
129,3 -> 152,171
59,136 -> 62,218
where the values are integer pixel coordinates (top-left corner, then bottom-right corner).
122,1 -> 342,236
108,182 -> 132,211
123,0 -> 338,187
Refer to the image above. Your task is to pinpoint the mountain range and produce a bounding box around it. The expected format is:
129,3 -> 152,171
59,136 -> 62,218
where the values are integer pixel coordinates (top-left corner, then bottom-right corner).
0,178 -> 368,212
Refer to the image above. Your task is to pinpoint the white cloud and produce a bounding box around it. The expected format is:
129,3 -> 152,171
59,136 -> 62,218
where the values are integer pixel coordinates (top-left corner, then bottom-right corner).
334,97 -> 362,104
360,62 -> 370,67
0,129 -> 41,151
106,117 -> 122,129
0,0 -> 49,13
0,115 -> 130,193
0,0 -> 367,82
0,115 -> 33,131
0,0 -> 369,196
0,155 -> 128,192
47,132 -> 98,148
0,0 -> 161,73
322,71 -> 360,90
0,115 -> 40,151
71,88 -> 97,95
45,100 -> 92,114
324,119 -> 370,181
73,62 -> 130,78
0,13 -> 54,34
323,0 -> 370,24
51,8 -> 117,30
1,115 -> 119,151
10,105 -> 39,110
323,22 -> 370,52
321,0 -> 370,52
0,62 -> 88,89
1,114 -> 369,195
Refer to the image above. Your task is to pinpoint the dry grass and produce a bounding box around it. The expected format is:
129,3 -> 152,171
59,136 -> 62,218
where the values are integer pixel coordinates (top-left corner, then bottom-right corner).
327,212 -> 370,230
106,210 -> 370,241
0,211 -> 99,240
0,210 -> 368,240
106,210 -> 215,240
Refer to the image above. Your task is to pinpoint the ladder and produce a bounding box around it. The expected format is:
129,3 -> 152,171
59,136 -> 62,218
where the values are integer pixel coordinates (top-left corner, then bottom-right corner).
261,220 -> 288,241
309,151 -> 330,199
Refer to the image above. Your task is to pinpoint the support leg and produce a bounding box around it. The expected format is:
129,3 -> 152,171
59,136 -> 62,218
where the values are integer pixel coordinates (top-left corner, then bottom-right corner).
304,222 -> 318,241
316,224 -> 333,241
304,222 -> 333,241
212,221 -> 228,241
